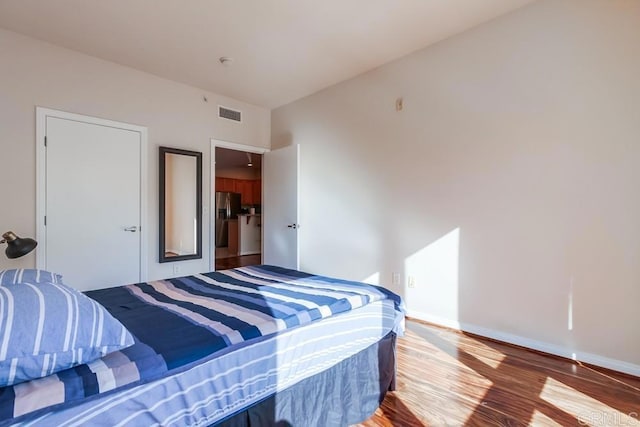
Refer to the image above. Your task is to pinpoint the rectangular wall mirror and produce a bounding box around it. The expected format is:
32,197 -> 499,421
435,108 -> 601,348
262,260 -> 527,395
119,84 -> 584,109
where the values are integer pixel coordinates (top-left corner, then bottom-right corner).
159,146 -> 202,263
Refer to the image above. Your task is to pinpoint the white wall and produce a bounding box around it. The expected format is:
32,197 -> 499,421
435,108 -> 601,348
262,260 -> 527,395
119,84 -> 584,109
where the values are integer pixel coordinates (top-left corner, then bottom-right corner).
0,28 -> 270,279
272,0 -> 640,374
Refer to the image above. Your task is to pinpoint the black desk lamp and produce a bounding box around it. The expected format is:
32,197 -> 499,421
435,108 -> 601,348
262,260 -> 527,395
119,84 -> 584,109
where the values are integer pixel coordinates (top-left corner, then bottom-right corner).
1,231 -> 38,259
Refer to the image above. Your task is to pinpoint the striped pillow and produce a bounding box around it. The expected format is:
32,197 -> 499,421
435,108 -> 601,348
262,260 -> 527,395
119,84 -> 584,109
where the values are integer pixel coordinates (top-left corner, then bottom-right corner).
0,269 -> 63,285
0,281 -> 134,387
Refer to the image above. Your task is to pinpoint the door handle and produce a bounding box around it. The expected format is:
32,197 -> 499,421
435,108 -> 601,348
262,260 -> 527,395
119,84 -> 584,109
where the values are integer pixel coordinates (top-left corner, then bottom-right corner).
124,226 -> 138,232
287,224 -> 298,229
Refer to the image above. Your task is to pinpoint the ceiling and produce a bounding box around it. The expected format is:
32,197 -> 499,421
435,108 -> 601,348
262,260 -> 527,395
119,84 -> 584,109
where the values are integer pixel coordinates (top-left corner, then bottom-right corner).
216,147 -> 262,170
0,0 -> 534,109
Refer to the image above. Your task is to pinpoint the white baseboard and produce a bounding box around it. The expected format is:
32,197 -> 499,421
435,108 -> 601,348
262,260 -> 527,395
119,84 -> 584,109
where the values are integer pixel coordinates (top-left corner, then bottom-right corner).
405,309 -> 640,377
239,250 -> 261,256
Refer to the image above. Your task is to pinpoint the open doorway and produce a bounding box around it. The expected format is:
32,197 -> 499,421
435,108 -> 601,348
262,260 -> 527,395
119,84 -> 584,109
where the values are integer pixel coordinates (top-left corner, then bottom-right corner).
212,142 -> 266,270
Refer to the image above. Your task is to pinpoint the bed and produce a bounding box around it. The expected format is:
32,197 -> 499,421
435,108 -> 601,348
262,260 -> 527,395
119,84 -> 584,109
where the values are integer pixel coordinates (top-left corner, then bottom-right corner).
0,265 -> 404,426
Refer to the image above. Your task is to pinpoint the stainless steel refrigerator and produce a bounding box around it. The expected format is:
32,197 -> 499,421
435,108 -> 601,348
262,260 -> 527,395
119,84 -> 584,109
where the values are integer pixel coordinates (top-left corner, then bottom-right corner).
215,192 -> 241,247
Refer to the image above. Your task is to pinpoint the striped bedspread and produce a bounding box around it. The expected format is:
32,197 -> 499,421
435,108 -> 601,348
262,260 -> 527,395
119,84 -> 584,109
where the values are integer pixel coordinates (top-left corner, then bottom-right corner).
0,265 -> 403,425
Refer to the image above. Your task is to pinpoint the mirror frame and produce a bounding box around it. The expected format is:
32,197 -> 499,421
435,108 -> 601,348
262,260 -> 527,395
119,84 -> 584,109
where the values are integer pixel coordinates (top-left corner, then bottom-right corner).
159,146 -> 203,263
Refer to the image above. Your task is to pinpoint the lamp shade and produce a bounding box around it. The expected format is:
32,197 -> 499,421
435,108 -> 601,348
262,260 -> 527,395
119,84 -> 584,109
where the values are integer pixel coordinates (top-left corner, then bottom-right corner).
2,231 -> 38,259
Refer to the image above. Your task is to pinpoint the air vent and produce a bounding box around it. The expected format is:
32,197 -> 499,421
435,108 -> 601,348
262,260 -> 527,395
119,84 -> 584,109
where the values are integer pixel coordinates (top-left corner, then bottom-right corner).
218,106 -> 242,122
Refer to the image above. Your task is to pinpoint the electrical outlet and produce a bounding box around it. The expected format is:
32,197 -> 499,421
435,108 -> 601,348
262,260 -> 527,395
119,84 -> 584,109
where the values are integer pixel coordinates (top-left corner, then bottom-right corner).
392,272 -> 400,286
173,264 -> 181,275
408,276 -> 416,288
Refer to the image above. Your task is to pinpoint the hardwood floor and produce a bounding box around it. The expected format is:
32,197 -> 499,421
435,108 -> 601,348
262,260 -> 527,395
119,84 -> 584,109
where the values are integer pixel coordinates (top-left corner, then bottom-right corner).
357,319 -> 640,426
215,254 -> 262,270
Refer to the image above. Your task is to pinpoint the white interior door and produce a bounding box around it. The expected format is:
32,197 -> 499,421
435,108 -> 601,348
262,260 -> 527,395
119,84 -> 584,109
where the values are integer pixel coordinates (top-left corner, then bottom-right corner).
263,144 -> 299,269
40,112 -> 145,290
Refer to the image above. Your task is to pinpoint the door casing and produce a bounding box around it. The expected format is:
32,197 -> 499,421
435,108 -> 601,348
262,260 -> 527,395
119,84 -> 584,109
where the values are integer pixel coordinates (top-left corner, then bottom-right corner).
210,138 -> 269,271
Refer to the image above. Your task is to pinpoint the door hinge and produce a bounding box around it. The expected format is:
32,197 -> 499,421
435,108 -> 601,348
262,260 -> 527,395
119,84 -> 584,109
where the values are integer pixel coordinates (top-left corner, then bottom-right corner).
44,216 -> 47,226
44,136 -> 47,147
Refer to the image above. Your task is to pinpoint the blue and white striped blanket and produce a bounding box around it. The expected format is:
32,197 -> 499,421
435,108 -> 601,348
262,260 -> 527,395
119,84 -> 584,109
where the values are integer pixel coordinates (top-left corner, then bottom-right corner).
0,265 -> 403,425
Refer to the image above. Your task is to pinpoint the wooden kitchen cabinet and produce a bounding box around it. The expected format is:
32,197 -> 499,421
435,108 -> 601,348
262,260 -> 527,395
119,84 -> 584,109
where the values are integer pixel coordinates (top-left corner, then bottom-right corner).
237,180 -> 253,205
252,180 -> 261,204
215,178 -> 262,205
227,219 -> 238,255
215,177 -> 236,193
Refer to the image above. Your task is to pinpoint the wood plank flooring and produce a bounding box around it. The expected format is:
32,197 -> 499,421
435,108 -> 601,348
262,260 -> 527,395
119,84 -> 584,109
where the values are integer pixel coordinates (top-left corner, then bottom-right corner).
357,319 -> 640,426
215,254 -> 261,270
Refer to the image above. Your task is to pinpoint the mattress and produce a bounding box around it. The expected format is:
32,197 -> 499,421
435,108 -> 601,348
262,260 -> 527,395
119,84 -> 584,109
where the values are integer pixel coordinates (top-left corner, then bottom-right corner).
2,265 -> 404,426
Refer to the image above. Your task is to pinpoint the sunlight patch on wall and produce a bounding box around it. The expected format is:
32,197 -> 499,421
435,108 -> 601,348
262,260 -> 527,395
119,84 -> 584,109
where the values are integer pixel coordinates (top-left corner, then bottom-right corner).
362,272 -> 380,285
568,277 -> 574,331
404,228 -> 460,322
